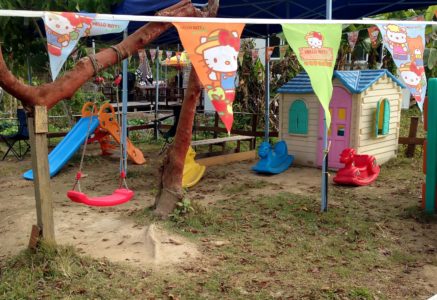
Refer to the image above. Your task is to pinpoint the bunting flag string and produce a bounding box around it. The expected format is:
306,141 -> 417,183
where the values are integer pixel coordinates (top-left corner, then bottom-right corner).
282,24 -> 342,127
173,22 -> 245,133
377,23 -> 427,111
43,12 -> 128,80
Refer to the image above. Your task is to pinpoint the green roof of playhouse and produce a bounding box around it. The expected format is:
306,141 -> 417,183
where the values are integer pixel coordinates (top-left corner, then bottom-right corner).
277,69 -> 405,94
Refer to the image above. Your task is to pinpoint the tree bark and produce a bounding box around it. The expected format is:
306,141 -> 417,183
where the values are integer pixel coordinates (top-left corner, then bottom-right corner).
0,0 -> 202,109
154,0 -> 219,217
154,69 -> 202,216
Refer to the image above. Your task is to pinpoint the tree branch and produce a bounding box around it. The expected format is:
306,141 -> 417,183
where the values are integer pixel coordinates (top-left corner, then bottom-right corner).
0,0 -> 203,109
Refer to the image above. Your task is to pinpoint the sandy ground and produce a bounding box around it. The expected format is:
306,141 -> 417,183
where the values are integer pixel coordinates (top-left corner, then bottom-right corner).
0,144 -> 435,296
0,144 -> 319,268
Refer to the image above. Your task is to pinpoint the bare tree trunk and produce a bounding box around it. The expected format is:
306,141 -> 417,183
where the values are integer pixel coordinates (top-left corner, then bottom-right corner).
153,0 -> 219,218
154,70 -> 202,217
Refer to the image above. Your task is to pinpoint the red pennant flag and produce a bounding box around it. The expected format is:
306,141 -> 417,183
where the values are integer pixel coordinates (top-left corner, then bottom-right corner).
367,26 -> 380,48
266,46 -> 275,62
173,22 -> 245,133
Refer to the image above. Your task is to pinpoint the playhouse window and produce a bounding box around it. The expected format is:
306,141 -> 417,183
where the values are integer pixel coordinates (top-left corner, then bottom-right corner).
375,98 -> 390,137
288,100 -> 308,134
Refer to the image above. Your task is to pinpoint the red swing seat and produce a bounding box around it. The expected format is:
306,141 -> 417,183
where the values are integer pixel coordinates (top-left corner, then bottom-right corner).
67,188 -> 134,207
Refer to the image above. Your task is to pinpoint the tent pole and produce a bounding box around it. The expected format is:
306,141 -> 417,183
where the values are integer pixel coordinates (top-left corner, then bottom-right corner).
321,0 -> 333,212
154,46 -> 160,140
264,34 -> 270,141
122,29 -> 128,173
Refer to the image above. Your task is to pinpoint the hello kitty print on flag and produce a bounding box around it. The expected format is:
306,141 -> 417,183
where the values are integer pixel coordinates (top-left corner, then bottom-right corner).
43,12 -> 128,80
173,22 -> 245,133
377,23 -> 427,111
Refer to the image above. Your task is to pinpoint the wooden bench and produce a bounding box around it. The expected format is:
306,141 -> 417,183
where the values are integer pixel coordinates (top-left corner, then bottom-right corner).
191,135 -> 255,157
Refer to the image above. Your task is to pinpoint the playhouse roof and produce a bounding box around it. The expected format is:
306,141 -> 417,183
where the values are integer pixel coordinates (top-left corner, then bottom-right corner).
277,69 -> 405,94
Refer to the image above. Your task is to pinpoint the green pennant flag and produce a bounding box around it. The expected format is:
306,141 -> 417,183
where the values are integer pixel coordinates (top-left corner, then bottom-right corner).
281,24 -> 342,126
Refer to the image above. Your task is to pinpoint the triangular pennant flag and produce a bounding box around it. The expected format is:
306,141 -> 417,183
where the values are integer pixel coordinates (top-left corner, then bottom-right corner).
158,50 -> 163,61
282,24 -> 342,127
238,50 -> 245,65
43,12 -> 128,80
377,23 -> 427,111
149,49 -> 157,62
347,31 -> 359,51
251,49 -> 259,62
138,49 -> 146,64
173,22 -> 245,133
266,46 -> 275,62
279,45 -> 288,59
367,26 -> 380,48
166,50 -> 173,60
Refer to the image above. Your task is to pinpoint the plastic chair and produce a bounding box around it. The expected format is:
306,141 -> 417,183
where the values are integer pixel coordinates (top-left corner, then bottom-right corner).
0,109 -> 30,160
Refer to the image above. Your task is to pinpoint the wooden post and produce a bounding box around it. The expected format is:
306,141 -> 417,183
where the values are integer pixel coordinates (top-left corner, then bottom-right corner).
405,116 -> 419,158
251,114 -> 258,150
28,106 -> 55,243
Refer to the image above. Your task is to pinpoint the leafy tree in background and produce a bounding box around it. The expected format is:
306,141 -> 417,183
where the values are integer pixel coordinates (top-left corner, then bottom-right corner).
0,0 -> 120,79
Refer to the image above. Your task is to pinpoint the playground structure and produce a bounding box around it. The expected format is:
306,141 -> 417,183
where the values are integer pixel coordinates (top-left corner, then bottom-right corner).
182,146 -> 206,188
23,102 -> 145,180
333,148 -> 380,186
278,70 -> 405,169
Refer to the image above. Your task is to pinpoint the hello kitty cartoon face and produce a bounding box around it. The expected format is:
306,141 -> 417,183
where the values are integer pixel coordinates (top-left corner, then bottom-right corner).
197,30 -> 240,74
401,70 -> 421,86
45,13 -> 75,35
203,45 -> 238,73
305,32 -> 323,49
385,25 -> 407,44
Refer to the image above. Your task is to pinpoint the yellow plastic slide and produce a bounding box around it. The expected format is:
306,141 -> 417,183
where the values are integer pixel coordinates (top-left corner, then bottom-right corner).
98,103 -> 146,165
182,147 -> 206,188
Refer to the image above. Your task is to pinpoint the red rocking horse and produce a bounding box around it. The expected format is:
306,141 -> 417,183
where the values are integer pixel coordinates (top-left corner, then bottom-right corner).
333,148 -> 380,186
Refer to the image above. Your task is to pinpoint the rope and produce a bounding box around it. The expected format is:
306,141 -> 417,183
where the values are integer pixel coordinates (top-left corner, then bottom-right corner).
72,105 -> 96,192
88,54 -> 100,76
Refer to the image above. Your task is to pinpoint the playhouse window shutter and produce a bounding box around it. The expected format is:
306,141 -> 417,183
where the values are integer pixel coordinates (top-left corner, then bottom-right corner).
375,99 -> 390,137
288,100 -> 308,134
382,99 -> 390,135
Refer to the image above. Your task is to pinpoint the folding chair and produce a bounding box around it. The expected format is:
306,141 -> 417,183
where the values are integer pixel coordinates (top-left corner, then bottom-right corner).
0,108 -> 30,160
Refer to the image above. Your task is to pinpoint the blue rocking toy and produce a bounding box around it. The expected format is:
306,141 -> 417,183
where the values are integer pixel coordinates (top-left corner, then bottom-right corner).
252,140 -> 294,174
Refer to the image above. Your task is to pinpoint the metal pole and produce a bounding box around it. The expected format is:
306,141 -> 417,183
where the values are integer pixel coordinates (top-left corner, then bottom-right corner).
154,46 -> 160,140
321,0 -> 333,212
122,30 -> 128,174
92,39 -> 96,55
264,34 -> 270,141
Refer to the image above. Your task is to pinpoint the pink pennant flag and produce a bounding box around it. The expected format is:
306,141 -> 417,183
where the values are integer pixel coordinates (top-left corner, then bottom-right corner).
176,51 -> 182,63
166,50 -> 173,60
251,49 -> 259,62
149,49 -> 157,62
347,31 -> 359,51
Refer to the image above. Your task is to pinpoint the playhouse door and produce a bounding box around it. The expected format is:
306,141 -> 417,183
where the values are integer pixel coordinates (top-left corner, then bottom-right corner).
317,86 -> 352,169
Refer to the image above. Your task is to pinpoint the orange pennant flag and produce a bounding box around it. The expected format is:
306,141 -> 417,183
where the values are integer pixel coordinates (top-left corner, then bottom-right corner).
173,22 -> 245,133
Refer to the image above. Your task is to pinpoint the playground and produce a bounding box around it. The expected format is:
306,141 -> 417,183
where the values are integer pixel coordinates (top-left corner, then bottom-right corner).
1,0 -> 437,299
0,127 -> 436,298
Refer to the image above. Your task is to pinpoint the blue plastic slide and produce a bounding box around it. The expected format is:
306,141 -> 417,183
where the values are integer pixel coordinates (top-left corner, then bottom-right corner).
23,116 -> 100,180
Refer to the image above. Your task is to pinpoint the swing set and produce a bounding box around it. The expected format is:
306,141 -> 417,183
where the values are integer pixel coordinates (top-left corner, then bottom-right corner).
67,60 -> 135,207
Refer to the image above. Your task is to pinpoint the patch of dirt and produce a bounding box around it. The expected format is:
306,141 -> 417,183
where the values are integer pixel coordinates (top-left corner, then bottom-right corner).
0,146 -> 199,269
